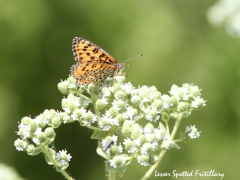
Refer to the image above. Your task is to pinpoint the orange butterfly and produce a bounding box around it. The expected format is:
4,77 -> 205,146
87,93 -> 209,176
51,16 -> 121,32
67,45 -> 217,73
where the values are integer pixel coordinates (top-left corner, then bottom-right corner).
71,37 -> 125,85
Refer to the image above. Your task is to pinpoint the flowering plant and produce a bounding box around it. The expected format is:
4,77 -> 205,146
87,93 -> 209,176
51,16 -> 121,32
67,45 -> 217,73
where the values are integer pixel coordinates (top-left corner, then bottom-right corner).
14,74 -> 206,180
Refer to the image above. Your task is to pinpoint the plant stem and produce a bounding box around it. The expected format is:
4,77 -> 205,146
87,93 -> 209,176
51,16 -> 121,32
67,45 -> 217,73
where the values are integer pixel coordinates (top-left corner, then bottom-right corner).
170,118 -> 181,140
41,145 -> 73,180
108,171 -> 115,180
141,150 -> 167,180
85,125 -> 104,131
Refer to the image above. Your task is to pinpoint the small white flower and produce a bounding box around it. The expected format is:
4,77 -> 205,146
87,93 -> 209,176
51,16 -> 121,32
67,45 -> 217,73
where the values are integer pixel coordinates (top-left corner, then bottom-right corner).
191,96 -> 206,108
63,107 -> 71,114
151,141 -> 158,150
68,83 -> 76,89
137,155 -> 150,166
56,149 -> 72,166
83,100 -> 89,107
103,90 -> 111,97
109,118 -> 119,126
125,106 -> 137,120
14,138 -> 28,151
140,146 -> 148,155
112,135 -> 118,143
109,155 -> 127,168
154,128 -> 165,140
99,115 -> 112,131
34,128 -> 42,135
117,144 -> 123,153
123,138 -> 131,145
79,107 -> 87,116
134,138 -> 141,146
71,114 -> 78,121
161,139 -> 174,149
102,96 -> 108,105
109,159 -> 117,168
121,82 -> 134,94
32,137 -> 40,145
186,125 -> 201,139
62,114 -> 70,123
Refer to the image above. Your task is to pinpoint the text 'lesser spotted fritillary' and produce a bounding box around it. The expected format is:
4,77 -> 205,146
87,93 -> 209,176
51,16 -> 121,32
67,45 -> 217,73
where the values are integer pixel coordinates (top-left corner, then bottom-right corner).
70,37 -> 125,85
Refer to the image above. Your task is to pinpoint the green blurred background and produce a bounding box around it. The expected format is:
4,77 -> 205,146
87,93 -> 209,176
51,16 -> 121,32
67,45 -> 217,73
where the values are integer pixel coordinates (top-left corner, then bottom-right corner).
0,0 -> 239,179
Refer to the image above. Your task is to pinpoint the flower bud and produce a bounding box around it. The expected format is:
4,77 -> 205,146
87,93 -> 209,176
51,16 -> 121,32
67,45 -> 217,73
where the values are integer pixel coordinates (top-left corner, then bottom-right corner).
116,114 -> 125,125
21,117 -> 32,125
131,123 -> 142,139
102,87 -> 112,97
141,142 -> 152,154
145,108 -> 159,122
115,75 -> 126,84
110,145 -> 122,155
26,144 -> 42,155
99,117 -> 112,131
109,154 -> 129,168
55,150 -> 72,169
87,83 -> 95,94
35,114 -> 47,128
37,132 -> 47,144
61,98 -> 76,113
190,85 -> 201,97
124,139 -> 137,153
131,96 -> 141,105
152,91 -> 161,100
169,96 -> 178,108
114,90 -> 126,100
135,135 -> 147,146
121,120 -> 133,137
114,100 -> 125,110
96,99 -> 107,110
112,83 -> 122,93
191,97 -> 206,109
51,117 -> 62,128
161,139 -> 175,150
151,100 -> 163,110
57,81 -> 69,95
177,102 -> 188,113
45,127 -> 56,141
149,86 -> 158,94
145,134 -> 157,143
83,111 -> 97,125
28,120 -> 38,134
109,107 -> 118,117
137,154 -> 150,166
14,138 -> 28,151
144,123 -> 155,134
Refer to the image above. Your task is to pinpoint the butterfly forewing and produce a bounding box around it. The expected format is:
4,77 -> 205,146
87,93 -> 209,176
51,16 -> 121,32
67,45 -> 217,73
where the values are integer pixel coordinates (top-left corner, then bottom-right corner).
71,37 -> 124,85
72,37 -> 118,64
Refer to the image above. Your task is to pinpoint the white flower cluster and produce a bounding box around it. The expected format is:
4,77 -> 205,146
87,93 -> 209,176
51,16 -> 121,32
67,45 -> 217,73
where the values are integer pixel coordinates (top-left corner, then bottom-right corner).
14,76 -> 206,171
208,0 -> 240,38
56,77 -> 206,168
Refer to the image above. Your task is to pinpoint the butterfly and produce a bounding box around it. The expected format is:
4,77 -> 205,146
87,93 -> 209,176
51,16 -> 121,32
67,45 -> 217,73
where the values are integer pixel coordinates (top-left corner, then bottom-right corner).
70,37 -> 125,85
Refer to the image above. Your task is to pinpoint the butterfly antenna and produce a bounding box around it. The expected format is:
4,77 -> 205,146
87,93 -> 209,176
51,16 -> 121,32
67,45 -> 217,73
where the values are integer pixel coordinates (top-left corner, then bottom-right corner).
123,54 -> 143,63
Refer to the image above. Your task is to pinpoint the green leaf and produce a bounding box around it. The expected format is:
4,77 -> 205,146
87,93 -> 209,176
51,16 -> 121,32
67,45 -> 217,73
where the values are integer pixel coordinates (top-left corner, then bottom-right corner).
91,130 -> 109,140
96,141 -> 108,159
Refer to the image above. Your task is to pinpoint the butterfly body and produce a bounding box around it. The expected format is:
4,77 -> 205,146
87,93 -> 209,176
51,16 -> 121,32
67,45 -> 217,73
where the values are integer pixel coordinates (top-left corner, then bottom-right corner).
71,37 -> 124,84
